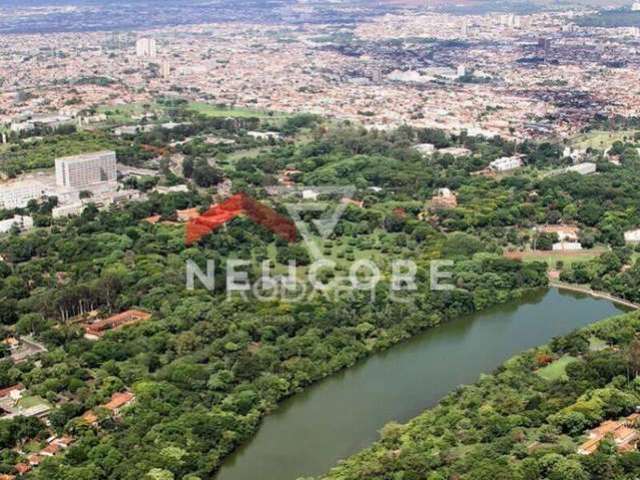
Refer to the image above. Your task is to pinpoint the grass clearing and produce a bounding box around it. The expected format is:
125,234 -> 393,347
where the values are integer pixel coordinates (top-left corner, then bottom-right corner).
588,336 -> 608,352
570,130 -> 637,150
187,102 -> 288,119
98,102 -> 170,124
536,356 -> 578,381
17,395 -> 51,410
505,248 -> 608,268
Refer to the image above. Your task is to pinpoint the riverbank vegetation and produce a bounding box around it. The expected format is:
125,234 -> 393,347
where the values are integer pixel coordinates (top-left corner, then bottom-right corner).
319,311 -> 640,480
0,194 -> 546,479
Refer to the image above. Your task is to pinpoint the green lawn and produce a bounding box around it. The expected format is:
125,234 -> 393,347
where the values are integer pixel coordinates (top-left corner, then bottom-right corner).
17,395 -> 51,410
588,336 -> 608,352
536,356 -> 578,381
187,102 -> 288,119
570,130 -> 637,150
513,248 -> 607,268
98,102 -> 170,124
23,440 -> 44,454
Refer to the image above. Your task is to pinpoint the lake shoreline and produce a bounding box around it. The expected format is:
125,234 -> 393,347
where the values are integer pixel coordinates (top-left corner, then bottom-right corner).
217,288 -> 625,480
550,281 -> 640,310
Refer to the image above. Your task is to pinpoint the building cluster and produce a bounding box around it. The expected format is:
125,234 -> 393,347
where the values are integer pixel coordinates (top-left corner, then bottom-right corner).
578,414 -> 640,455
1,8 -> 640,142
135,37 -> 157,58
0,150 -> 145,220
536,224 -> 583,251
0,383 -> 136,477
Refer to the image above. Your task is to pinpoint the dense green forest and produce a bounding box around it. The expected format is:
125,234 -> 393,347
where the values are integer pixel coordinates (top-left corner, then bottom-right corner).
1,106 -> 640,479
0,191 -> 547,479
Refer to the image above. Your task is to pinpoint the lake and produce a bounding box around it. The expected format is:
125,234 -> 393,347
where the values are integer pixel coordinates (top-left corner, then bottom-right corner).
217,288 -> 627,480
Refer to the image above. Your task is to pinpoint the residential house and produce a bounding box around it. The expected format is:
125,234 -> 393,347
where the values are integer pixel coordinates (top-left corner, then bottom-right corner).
578,414 -> 640,455
489,156 -> 523,172
414,143 -> 435,156
84,310 -> 151,340
625,228 -> 640,244
430,188 -> 458,209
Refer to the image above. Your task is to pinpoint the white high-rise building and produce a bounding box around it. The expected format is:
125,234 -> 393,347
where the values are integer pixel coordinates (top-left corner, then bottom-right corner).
632,2 -> 640,11
161,61 -> 171,79
461,21 -> 469,37
55,151 -> 117,189
136,38 -> 157,58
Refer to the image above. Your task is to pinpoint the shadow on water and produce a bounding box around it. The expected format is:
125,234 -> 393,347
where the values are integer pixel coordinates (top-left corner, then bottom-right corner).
217,288 -> 627,480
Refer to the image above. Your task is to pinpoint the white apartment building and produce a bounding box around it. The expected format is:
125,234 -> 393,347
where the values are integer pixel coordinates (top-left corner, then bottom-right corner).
55,151 -> 117,189
633,2 -> 640,11
0,181 -> 49,209
489,156 -> 523,172
136,38 -> 157,58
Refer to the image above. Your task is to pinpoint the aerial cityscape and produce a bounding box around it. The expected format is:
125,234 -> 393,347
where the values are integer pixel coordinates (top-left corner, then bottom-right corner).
2,0 -> 640,479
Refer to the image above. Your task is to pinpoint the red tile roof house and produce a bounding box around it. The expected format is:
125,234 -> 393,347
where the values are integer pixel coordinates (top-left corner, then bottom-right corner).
40,435 -> 75,457
0,384 -> 24,400
578,414 -> 640,455
104,391 -> 135,416
84,310 -> 151,341
14,463 -> 31,475
81,391 -> 136,425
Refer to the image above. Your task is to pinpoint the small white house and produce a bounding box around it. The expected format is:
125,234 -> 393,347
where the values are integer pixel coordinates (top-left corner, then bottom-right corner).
565,162 -> 596,175
302,189 -> 319,200
552,241 -> 583,251
247,131 -> 282,140
625,228 -> 640,244
414,143 -> 435,156
52,203 -> 85,219
489,156 -> 523,172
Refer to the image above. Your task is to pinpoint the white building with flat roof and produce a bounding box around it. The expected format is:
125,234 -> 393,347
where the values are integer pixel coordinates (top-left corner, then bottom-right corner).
414,143 -> 436,156
0,181 -> 49,209
489,156 -> 523,172
625,228 -> 640,244
55,151 -> 117,189
565,162 -> 596,175
0,215 -> 33,233
552,241 -> 582,251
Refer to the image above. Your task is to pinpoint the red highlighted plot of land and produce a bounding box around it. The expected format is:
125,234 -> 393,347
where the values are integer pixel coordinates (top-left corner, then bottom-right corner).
185,193 -> 297,245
